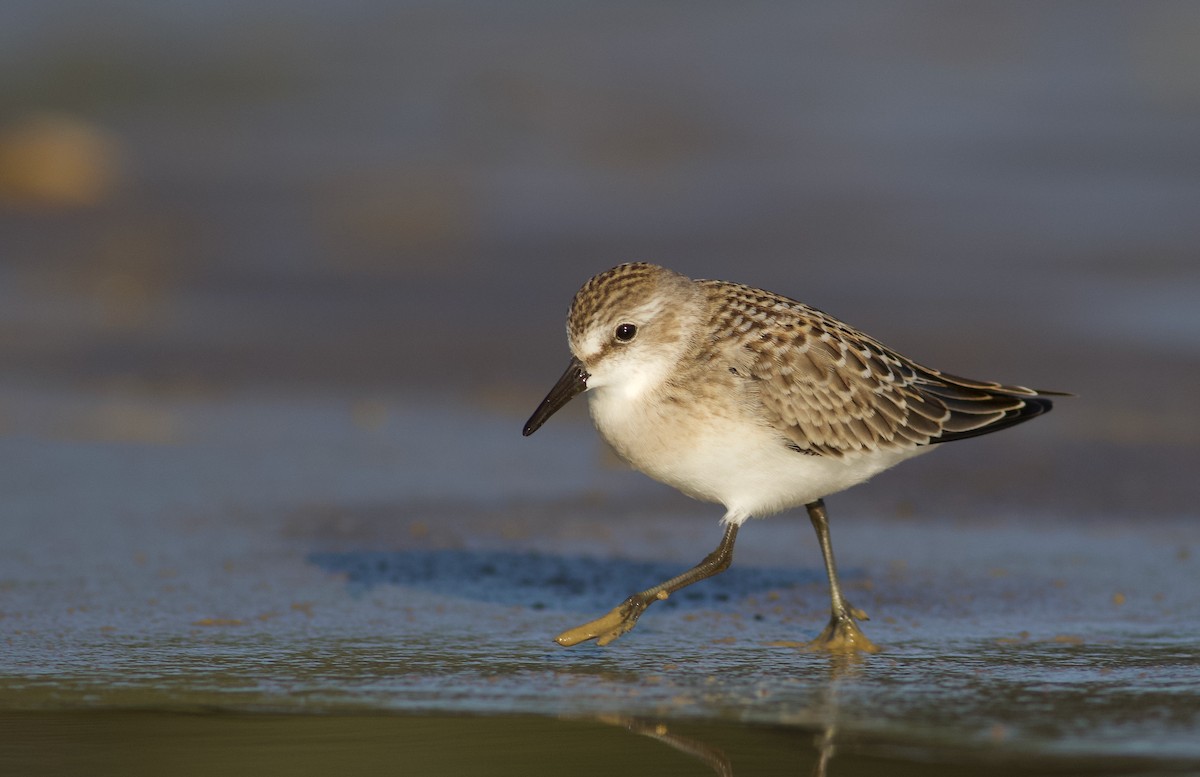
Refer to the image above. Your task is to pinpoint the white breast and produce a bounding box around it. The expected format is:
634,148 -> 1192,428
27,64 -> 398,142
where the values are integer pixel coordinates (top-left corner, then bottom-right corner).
586,383 -> 928,523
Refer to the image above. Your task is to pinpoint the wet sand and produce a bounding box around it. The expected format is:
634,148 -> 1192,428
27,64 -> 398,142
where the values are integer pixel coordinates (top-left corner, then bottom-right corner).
2,388 -> 1198,774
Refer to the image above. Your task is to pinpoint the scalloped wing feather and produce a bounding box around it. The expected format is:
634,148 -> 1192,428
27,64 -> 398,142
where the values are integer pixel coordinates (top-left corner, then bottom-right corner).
702,281 -> 1059,458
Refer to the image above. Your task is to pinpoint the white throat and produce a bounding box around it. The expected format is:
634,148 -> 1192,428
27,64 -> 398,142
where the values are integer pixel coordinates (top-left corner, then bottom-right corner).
584,346 -> 676,404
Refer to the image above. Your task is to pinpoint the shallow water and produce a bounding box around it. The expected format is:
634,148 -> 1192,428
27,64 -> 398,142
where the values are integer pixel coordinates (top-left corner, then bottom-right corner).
2,2 -> 1199,774
2,390 -> 1199,775
9,712 -> 1200,777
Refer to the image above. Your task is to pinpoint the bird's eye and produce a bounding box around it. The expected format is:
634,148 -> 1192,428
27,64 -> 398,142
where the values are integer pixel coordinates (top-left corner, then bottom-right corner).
614,323 -> 638,343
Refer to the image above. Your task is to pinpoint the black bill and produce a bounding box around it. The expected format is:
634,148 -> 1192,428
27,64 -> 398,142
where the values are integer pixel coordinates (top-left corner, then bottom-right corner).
522,356 -> 589,436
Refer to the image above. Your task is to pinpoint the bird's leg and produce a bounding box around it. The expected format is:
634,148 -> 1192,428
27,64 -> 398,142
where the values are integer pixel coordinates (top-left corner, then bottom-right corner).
806,499 -> 879,653
555,523 -> 740,647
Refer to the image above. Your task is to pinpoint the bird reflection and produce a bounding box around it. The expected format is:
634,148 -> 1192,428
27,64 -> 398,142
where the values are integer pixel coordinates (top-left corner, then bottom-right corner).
585,652 -> 863,775
600,716 -> 733,777
595,715 -> 842,776
592,714 -> 838,772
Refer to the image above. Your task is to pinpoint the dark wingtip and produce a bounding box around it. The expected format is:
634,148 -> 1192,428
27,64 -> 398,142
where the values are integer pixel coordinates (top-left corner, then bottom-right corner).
928,394 -> 1056,445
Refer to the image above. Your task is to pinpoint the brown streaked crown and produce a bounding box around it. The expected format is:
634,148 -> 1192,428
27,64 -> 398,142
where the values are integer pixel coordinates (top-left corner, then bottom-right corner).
566,262 -> 691,350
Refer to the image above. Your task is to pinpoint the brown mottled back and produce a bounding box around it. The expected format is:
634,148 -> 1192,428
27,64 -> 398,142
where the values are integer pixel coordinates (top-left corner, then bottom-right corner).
699,279 -> 1059,457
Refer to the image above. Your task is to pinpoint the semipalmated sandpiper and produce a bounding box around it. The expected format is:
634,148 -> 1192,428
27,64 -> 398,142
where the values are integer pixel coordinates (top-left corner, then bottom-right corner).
524,262 -> 1065,651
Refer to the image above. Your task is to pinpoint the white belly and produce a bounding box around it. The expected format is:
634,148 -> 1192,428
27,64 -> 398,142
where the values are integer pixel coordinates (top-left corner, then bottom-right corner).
587,384 -> 928,523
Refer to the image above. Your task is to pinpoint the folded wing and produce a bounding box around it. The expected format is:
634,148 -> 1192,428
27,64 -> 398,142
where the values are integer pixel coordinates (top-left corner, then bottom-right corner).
708,282 -> 1063,458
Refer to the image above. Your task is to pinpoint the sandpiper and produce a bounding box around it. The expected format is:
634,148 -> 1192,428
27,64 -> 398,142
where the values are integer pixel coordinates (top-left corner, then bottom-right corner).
524,262 -> 1064,651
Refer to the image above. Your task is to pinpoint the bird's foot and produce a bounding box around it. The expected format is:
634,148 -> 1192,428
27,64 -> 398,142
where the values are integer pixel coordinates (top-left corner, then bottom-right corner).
808,604 -> 880,653
555,595 -> 651,647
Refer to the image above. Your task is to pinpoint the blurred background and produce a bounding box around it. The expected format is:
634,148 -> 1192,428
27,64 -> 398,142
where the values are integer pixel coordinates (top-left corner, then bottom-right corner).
2,1 -> 1198,416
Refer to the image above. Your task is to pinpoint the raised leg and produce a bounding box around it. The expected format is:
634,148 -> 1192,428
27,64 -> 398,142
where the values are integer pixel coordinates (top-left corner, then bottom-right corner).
555,522 -> 740,647
806,499 -> 879,653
